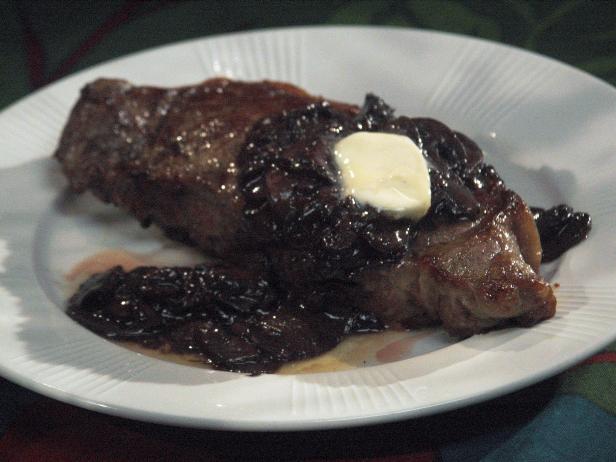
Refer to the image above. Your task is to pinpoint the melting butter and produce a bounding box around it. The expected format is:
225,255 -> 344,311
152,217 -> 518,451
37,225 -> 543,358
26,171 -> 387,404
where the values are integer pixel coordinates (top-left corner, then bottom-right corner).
334,132 -> 431,220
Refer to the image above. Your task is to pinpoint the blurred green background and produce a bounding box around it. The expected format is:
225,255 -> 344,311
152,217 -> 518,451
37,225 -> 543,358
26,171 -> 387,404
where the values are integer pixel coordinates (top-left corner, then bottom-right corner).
2,0 -> 615,109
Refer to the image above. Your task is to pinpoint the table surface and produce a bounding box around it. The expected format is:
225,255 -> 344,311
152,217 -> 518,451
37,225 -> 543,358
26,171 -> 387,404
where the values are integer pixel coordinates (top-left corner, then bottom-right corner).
1,1 -> 615,461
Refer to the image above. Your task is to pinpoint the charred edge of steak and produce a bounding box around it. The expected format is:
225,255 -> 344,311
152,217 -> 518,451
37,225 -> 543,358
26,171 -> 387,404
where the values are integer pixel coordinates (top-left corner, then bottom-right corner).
237,95 -> 493,284
67,265 -> 383,374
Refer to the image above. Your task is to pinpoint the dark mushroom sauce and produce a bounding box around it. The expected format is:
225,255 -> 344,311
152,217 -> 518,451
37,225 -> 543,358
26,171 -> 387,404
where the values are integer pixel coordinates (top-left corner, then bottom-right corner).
532,205 -> 592,262
237,94 -> 488,285
67,95 -> 591,374
67,262 -> 382,374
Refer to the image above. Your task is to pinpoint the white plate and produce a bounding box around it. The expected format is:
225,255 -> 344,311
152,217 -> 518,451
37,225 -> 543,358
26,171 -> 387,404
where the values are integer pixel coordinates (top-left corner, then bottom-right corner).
1,26 -> 616,431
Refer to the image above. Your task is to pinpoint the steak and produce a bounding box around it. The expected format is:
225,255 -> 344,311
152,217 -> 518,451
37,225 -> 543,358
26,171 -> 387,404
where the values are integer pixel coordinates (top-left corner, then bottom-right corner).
357,188 -> 554,336
55,78 -> 356,256
55,78 -> 556,349
232,95 -> 556,337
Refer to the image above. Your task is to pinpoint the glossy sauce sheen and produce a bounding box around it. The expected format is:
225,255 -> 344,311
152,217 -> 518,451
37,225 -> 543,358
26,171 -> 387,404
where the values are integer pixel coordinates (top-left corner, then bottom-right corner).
65,94 -> 591,374
237,94 -> 485,286
532,205 -> 592,262
67,95 -> 486,374
67,251 -> 438,374
67,263 -> 384,374
66,250 -> 441,373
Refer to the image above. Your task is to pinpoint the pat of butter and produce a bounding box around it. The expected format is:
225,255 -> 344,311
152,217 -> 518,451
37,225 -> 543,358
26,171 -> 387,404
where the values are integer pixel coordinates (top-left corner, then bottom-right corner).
334,132 -> 431,220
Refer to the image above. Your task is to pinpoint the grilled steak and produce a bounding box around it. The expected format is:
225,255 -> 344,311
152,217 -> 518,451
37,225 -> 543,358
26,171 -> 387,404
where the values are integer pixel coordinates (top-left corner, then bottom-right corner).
55,78 -> 356,256
357,188 -> 555,336
56,78 -> 559,371
232,94 -> 555,337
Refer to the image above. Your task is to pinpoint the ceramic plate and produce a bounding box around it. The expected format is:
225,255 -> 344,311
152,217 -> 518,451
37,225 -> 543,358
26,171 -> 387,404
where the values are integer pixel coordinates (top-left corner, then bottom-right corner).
1,26 -> 616,430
